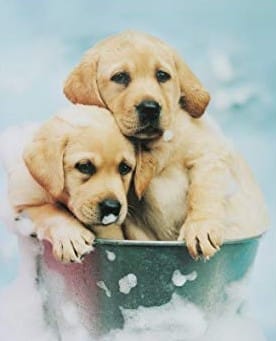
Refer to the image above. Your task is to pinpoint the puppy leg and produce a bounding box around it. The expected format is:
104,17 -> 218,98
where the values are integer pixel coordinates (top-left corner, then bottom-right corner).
124,219 -> 156,241
24,204 -> 95,263
93,224 -> 125,240
179,219 -> 223,260
178,156 -> 226,259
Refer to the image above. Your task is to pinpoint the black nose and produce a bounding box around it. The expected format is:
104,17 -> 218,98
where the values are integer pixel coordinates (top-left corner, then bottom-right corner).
99,199 -> 121,218
136,100 -> 161,126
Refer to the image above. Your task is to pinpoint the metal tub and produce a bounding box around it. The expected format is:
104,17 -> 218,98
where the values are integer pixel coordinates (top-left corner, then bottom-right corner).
93,236 -> 262,334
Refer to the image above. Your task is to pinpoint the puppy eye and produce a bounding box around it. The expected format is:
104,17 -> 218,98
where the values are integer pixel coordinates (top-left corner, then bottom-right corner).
110,72 -> 131,86
156,70 -> 171,83
75,161 -> 96,175
118,162 -> 132,176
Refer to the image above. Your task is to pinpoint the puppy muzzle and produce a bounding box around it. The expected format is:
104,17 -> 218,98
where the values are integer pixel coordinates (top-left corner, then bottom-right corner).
99,199 -> 121,225
134,100 -> 164,139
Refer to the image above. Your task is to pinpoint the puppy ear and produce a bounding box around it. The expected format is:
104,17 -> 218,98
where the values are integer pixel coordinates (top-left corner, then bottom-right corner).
173,51 -> 210,118
134,145 -> 157,200
23,118 -> 72,198
63,49 -> 105,107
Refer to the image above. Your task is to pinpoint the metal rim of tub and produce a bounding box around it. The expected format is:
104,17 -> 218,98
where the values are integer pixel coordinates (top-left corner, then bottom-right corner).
94,232 -> 265,247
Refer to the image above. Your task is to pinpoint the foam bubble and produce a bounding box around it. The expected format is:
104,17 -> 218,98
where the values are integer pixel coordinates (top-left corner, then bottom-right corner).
163,130 -> 174,142
119,274 -> 137,295
172,270 -> 197,287
106,250 -> 116,261
96,281 -> 111,298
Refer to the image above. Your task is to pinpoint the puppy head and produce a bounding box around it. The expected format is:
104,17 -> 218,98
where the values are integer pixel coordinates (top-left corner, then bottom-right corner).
64,31 -> 210,140
24,105 -> 135,227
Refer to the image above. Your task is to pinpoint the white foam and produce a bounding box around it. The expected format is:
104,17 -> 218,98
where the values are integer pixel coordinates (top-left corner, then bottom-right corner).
163,130 -> 174,142
97,281 -> 111,298
118,274 -> 137,295
102,287 -> 265,341
61,302 -> 81,326
103,294 -> 207,341
106,250 -> 116,261
14,215 -> 35,236
102,214 -> 117,225
0,237 -> 55,341
171,270 -> 197,287
203,315 -> 266,341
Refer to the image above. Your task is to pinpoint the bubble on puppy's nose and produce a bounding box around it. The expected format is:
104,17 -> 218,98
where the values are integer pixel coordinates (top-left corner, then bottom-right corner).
102,214 -> 118,225
163,130 -> 174,142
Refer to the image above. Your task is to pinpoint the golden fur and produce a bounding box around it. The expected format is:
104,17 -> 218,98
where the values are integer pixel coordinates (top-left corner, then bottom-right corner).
7,105 -> 135,262
126,113 -> 269,258
63,31 -> 269,259
64,31 -> 210,139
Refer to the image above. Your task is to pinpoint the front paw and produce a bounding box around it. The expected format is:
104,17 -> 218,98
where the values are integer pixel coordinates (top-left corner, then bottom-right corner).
46,225 -> 95,263
178,220 -> 223,259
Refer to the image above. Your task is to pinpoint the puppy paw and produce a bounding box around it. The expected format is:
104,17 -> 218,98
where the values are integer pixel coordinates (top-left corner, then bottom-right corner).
178,220 -> 223,260
46,224 -> 95,263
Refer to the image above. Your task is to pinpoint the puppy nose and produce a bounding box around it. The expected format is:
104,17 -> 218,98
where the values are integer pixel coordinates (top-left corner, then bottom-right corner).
99,199 -> 121,218
136,100 -> 161,125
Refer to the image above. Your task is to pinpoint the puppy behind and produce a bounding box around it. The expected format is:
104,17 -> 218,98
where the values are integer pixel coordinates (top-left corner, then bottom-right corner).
63,31 -> 269,259
64,30 -> 210,140
2,105 -> 135,262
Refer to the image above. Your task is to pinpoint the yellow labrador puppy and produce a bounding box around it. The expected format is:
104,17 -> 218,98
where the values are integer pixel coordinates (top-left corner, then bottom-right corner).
5,105 -> 135,262
63,31 -> 269,259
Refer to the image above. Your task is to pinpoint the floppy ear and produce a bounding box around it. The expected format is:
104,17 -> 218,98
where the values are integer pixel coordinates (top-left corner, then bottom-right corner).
134,145 -> 157,200
23,118 -> 72,198
173,51 -> 210,118
63,49 -> 105,107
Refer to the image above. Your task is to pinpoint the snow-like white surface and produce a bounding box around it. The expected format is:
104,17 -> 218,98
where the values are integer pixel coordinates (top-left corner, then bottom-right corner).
104,294 -> 207,341
0,237 -> 55,341
103,291 -> 265,341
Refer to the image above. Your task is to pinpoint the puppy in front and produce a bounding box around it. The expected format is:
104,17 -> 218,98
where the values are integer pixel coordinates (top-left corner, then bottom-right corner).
64,31 -> 269,259
4,105 -> 135,263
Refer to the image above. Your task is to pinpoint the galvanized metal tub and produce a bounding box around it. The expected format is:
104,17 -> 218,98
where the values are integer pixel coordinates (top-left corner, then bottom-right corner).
93,235 -> 262,334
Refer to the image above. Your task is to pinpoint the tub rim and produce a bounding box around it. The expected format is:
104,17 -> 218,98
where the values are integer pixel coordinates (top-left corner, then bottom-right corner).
94,232 -> 265,247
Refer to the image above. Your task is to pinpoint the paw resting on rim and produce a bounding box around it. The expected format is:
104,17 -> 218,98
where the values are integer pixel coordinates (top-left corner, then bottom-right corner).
178,219 -> 223,259
43,224 -> 95,263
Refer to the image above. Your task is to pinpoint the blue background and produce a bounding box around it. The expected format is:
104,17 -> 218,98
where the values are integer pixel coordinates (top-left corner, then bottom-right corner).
0,1 -> 275,339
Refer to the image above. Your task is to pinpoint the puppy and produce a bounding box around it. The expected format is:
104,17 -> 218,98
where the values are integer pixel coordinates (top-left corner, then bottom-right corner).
3,105 -> 135,262
63,31 -> 269,259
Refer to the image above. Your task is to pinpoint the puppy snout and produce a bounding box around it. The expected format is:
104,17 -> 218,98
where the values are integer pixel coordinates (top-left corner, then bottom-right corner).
136,100 -> 161,126
99,199 -> 121,221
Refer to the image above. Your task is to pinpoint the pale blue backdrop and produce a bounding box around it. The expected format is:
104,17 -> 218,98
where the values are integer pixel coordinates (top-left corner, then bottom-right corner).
0,1 -> 275,339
